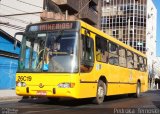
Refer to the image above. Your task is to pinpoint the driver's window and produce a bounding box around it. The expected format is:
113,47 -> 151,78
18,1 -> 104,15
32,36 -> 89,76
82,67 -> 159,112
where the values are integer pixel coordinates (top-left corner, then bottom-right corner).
24,40 -> 32,69
25,39 -> 41,69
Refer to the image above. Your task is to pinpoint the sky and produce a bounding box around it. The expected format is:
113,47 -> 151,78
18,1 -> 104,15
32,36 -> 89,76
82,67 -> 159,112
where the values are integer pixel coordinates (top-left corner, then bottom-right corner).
153,0 -> 160,56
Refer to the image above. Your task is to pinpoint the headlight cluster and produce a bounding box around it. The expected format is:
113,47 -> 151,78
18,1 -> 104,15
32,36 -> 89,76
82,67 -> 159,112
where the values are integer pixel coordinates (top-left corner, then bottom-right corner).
57,83 -> 75,88
16,82 -> 26,87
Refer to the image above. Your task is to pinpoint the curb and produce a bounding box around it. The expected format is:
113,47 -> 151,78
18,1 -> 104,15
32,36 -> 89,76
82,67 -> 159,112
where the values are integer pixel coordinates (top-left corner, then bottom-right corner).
0,96 -> 22,102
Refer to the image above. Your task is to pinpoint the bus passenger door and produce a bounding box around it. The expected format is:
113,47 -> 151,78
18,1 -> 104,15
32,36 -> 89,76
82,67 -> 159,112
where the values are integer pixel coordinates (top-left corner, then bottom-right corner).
79,34 -> 96,98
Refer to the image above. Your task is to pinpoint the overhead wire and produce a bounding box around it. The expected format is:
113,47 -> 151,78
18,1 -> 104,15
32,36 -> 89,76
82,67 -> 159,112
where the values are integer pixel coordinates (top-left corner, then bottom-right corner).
0,13 -> 30,24
0,12 -> 41,24
0,3 -> 40,17
0,12 -> 42,17
0,21 -> 25,30
16,0 -> 43,8
0,3 -> 30,24
0,3 -> 28,13
1,23 -> 25,30
0,1 -> 42,24
1,24 -> 25,31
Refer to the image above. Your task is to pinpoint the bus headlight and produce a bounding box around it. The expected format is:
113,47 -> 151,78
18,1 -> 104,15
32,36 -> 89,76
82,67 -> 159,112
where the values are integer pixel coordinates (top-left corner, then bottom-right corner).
16,82 -> 26,87
57,83 -> 75,88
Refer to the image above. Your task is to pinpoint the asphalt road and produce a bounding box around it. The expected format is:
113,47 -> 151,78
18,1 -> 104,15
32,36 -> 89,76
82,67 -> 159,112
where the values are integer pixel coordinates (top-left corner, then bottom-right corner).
0,90 -> 160,114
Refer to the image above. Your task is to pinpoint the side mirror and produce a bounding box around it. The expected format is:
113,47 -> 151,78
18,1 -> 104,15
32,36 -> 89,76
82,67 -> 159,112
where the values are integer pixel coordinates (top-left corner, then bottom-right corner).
14,32 -> 24,50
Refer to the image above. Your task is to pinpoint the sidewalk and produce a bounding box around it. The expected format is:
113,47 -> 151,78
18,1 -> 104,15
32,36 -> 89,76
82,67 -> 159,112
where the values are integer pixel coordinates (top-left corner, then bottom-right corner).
0,90 -> 22,101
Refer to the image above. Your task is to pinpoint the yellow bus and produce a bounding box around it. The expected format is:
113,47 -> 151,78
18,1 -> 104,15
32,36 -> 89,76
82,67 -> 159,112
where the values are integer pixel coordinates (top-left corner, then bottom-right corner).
15,20 -> 148,104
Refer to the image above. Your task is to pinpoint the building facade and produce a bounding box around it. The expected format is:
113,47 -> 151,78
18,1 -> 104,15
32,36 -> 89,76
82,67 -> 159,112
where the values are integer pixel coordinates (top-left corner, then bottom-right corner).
41,0 -> 101,28
146,0 -> 157,78
101,0 -> 157,78
0,29 -> 20,89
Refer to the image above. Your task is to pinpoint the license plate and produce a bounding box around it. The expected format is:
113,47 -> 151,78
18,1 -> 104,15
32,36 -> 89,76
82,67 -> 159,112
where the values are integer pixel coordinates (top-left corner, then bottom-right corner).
36,91 -> 47,96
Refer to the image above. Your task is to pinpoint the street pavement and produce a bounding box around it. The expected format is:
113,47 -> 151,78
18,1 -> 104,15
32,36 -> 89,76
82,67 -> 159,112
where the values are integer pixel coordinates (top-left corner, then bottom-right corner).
0,90 -> 22,101
0,90 -> 160,114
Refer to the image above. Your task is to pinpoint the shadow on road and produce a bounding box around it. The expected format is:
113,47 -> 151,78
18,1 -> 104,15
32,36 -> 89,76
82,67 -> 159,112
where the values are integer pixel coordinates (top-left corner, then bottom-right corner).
18,94 -> 133,107
19,97 -> 96,106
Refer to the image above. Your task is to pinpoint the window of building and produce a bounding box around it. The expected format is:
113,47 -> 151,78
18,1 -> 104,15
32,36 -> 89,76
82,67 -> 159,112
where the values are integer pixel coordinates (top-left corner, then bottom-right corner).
106,0 -> 110,3
130,30 -> 133,38
89,2 -> 97,13
112,30 -> 119,38
113,30 -> 116,36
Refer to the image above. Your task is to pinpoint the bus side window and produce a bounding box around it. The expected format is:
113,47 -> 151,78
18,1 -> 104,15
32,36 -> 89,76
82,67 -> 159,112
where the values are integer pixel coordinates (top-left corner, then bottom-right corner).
144,58 -> 147,71
134,54 -> 138,70
96,35 -> 108,63
119,47 -> 126,67
109,42 -> 118,65
80,35 -> 94,73
139,56 -> 144,71
127,51 -> 133,69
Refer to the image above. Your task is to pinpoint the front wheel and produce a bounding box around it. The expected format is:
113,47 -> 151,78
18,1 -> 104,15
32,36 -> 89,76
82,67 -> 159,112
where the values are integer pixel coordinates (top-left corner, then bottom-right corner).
93,80 -> 106,104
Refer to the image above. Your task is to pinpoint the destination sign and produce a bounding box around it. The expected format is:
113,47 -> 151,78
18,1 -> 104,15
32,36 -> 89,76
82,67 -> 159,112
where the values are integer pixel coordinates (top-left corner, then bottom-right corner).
27,22 -> 77,32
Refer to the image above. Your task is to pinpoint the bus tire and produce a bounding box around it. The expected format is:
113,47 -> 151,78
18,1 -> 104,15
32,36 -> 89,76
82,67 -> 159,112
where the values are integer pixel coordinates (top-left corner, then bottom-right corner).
135,82 -> 141,98
93,80 -> 106,104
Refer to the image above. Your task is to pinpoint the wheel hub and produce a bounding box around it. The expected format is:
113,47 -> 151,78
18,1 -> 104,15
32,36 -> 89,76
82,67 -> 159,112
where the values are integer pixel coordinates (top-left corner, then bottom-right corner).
98,86 -> 104,97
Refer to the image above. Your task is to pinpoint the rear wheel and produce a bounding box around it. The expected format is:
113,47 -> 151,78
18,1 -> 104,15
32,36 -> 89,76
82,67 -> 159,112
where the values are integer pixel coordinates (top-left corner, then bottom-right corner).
128,82 -> 141,98
135,82 -> 141,98
93,80 -> 106,104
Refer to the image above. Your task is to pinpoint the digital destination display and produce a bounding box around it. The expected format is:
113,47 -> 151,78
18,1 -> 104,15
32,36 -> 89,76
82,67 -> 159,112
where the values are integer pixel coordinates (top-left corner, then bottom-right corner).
27,22 -> 77,32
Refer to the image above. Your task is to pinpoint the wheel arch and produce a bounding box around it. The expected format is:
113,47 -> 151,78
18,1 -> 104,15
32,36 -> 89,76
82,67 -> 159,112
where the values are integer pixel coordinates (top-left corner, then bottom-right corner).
99,75 -> 107,84
137,79 -> 141,85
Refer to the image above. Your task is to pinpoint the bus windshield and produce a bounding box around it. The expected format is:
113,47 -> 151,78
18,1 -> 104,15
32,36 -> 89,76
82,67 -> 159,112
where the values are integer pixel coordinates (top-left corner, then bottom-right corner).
18,31 -> 79,73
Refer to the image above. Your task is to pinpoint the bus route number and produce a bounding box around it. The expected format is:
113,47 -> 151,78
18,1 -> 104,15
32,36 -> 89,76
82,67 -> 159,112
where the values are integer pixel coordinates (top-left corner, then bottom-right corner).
17,76 -> 32,82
